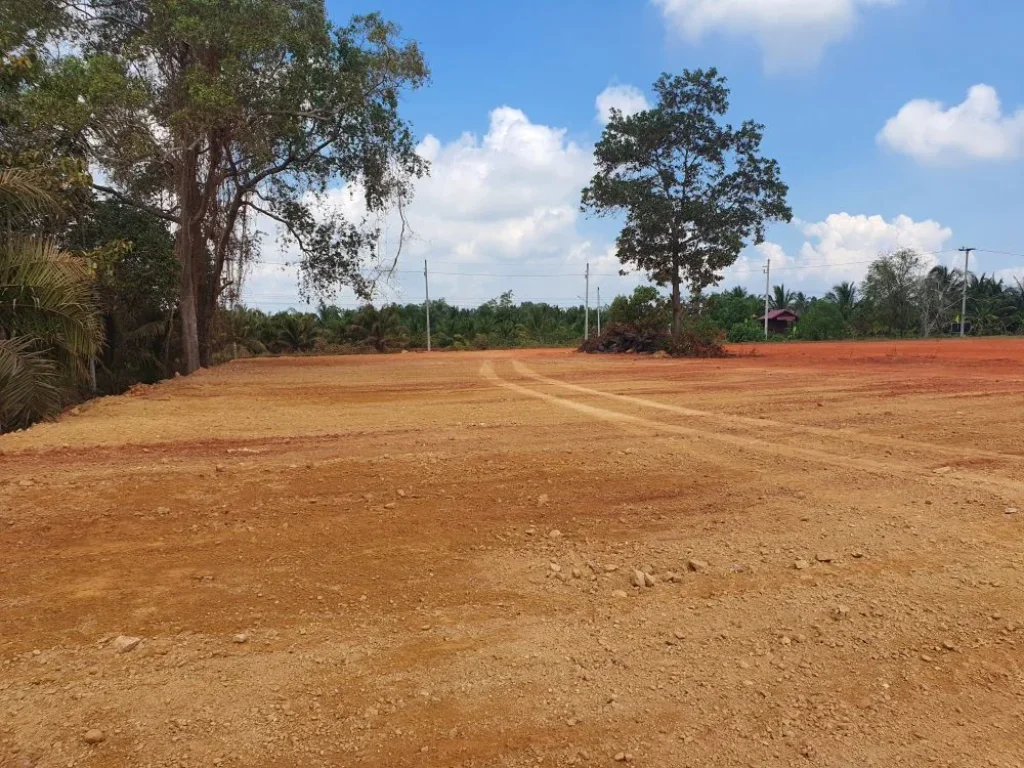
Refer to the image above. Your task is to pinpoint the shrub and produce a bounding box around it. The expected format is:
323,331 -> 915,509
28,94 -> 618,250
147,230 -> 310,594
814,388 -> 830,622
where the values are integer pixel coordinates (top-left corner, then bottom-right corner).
667,318 -> 727,358
794,302 -> 849,341
727,319 -> 765,343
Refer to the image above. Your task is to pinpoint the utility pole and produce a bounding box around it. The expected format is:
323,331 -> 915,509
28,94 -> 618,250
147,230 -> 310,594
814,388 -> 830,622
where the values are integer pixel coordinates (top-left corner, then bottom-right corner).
763,257 -> 771,340
584,263 -> 590,341
958,247 -> 974,338
424,259 -> 431,351
596,286 -> 601,337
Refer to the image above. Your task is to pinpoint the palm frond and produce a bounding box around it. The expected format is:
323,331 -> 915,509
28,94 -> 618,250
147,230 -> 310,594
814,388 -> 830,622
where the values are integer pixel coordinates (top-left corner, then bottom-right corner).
1,234 -> 103,372
0,169 -> 62,219
0,336 -> 61,431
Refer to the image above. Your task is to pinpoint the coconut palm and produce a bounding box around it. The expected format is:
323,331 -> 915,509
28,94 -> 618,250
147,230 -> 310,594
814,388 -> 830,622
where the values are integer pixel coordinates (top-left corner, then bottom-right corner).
770,285 -> 795,311
1,169 -> 102,431
967,274 -> 1014,335
825,281 -> 859,319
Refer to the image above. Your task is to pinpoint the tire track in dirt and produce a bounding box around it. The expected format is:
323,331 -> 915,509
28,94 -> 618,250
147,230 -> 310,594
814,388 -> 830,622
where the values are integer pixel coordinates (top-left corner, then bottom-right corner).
511,359 -> 1024,466
482,361 -> 1024,499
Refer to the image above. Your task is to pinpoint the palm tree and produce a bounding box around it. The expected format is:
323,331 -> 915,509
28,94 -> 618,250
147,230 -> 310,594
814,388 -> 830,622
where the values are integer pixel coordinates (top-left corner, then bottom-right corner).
1010,278 -> 1024,334
967,274 -> 1014,335
825,281 -> 859,319
770,285 -> 795,311
1,169 -> 103,431
349,304 -> 404,353
274,311 -> 319,352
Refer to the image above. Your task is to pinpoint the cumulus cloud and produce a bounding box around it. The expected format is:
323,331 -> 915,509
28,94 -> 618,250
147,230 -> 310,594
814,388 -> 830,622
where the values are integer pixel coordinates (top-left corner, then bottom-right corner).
745,213 -> 954,292
595,84 -> 650,125
996,267 -> 1024,287
352,106 -> 595,271
242,105 -> 642,309
878,85 -> 1024,163
653,0 -> 900,72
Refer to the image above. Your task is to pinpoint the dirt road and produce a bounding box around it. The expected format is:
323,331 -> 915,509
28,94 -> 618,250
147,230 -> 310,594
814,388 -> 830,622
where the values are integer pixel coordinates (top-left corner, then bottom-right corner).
2,340 -> 1024,767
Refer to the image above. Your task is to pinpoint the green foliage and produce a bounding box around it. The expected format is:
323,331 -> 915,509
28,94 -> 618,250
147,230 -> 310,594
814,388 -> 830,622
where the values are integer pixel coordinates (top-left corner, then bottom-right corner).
69,200 -> 180,391
727,319 -> 765,343
825,281 -> 859,320
1,169 -> 103,431
966,273 -> 1017,335
35,1 -> 429,371
349,305 -> 405,353
583,68 -> 791,335
862,249 -> 924,337
707,286 -> 760,331
0,335 -> 60,431
606,286 -> 670,331
770,285 -> 795,310
793,301 -> 848,341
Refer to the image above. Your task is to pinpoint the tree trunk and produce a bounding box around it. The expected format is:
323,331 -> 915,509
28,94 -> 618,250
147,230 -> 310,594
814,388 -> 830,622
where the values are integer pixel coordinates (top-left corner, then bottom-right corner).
162,306 -> 175,375
670,255 -> 682,338
175,144 -> 202,374
198,291 -> 215,368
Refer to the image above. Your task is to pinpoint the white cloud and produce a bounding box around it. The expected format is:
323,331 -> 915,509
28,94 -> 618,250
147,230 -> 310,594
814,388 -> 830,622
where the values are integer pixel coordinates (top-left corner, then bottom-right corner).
996,267 -> 1024,287
799,213 -> 953,275
241,104 -> 647,310
748,213 -> 954,291
370,105 -> 594,266
654,0 -> 901,72
878,85 -> 1024,163
595,84 -> 650,125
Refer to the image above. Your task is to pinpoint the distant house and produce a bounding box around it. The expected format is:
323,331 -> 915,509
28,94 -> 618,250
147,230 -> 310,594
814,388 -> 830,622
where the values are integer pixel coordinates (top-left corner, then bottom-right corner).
758,309 -> 799,334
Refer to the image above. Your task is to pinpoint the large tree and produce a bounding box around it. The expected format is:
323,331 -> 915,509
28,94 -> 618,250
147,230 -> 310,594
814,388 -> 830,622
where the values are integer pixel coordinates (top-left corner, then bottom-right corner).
582,69 -> 791,337
862,249 -> 924,337
38,0 -> 428,373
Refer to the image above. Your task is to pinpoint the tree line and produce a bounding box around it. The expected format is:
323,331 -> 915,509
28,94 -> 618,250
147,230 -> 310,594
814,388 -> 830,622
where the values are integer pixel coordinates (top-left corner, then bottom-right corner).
224,249 -> 1024,360
223,292 -> 587,355
708,249 -> 1024,342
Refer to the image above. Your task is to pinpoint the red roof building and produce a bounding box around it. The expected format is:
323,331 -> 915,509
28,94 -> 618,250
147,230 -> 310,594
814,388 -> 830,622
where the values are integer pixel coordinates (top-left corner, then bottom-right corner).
757,309 -> 799,334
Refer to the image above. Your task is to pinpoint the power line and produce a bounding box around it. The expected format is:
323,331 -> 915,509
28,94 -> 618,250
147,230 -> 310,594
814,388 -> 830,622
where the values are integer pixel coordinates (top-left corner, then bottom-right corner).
253,248 -> 965,280
976,249 -> 1024,260
241,248 -> 1021,309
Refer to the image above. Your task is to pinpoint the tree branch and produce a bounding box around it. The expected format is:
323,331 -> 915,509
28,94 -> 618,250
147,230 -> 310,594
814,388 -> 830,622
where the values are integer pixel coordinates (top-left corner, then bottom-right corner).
91,184 -> 180,224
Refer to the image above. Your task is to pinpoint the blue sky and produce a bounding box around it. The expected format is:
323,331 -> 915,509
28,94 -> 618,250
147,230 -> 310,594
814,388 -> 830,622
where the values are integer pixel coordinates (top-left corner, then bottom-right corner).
244,0 -> 1024,311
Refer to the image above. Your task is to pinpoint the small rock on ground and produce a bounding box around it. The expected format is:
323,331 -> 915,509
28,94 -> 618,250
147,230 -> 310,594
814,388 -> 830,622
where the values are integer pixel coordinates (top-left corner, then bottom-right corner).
83,729 -> 106,745
111,635 -> 142,654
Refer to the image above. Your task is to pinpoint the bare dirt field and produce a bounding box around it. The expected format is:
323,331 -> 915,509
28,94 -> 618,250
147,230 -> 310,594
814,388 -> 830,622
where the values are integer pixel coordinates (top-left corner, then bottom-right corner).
2,339 -> 1024,768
